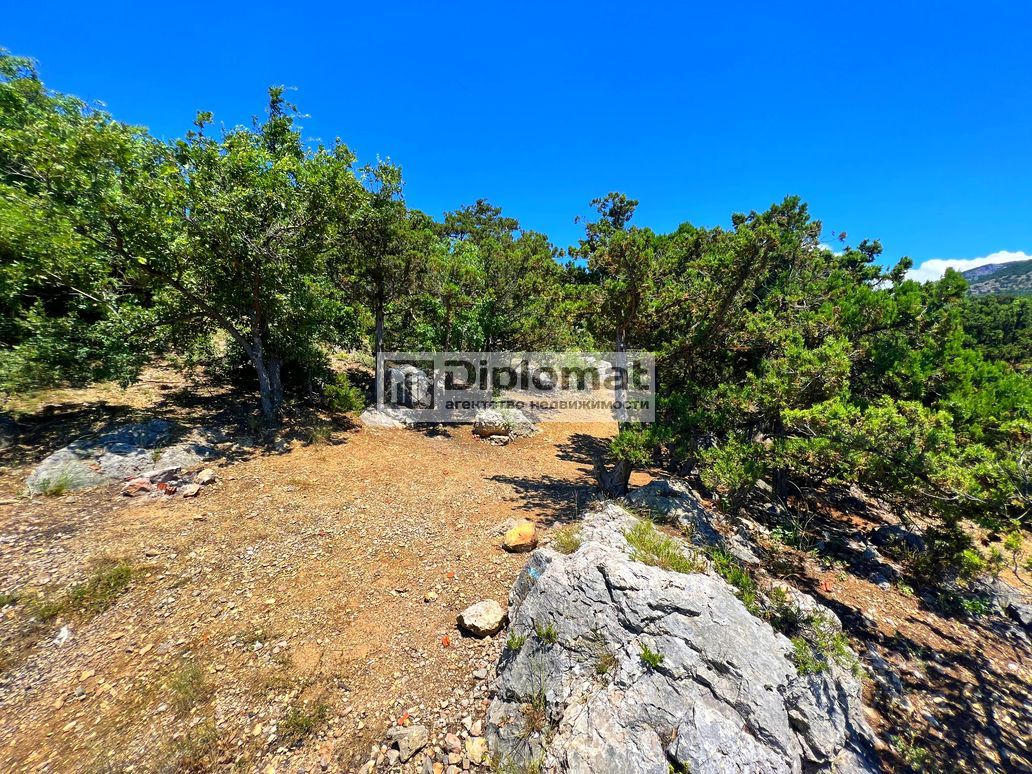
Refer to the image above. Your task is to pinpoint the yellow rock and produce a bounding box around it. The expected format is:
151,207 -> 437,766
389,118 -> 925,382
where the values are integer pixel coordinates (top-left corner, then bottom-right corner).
465,736 -> 488,764
503,520 -> 538,553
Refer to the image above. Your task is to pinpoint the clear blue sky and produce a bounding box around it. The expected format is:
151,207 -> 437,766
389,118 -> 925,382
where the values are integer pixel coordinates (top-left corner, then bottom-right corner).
6,1 -> 1032,273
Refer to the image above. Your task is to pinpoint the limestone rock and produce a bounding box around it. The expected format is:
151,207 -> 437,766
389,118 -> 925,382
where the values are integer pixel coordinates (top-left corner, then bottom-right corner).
195,468 -> 217,485
465,736 -> 488,765
502,520 -> 538,553
359,406 -> 412,429
486,498 -> 878,774
473,408 -> 535,439
457,600 -> 507,638
386,724 -> 429,763
26,420 -> 215,494
472,409 -> 509,438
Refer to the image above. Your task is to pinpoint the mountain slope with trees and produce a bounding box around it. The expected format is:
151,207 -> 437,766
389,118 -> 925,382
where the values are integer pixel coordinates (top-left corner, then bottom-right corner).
1,50 -> 1029,598
962,258 -> 1032,295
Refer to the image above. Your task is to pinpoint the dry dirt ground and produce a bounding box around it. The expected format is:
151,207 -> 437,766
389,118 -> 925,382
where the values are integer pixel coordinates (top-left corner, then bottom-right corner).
0,370 -> 1029,773
0,370 -> 632,772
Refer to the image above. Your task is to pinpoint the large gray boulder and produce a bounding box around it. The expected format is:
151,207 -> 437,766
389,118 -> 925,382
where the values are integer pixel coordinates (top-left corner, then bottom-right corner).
473,407 -> 535,439
26,419 -> 214,494
385,365 -> 432,409
486,500 -> 878,774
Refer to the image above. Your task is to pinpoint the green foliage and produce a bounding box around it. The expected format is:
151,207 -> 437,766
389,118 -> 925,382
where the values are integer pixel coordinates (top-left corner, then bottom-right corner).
1,54 -> 361,419
594,647 -> 617,676
890,732 -> 932,771
639,643 -> 665,669
964,295 -> 1032,364
610,425 -> 656,467
166,720 -> 219,772
708,547 -> 760,615
534,622 -> 559,644
169,659 -> 211,714
764,586 -> 803,633
625,520 -> 704,574
505,631 -> 528,652
791,614 -> 861,677
32,467 -> 75,496
550,524 -> 583,555
323,372 -> 365,413
32,557 -> 133,621
790,636 -> 825,674
279,702 -> 330,747
2,50 -> 1029,546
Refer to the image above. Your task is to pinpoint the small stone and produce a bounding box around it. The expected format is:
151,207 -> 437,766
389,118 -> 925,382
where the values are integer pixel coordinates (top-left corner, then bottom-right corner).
470,720 -> 482,737
122,478 -> 153,497
444,732 -> 462,753
424,591 -> 439,603
502,520 -> 537,553
386,724 -> 429,763
195,468 -> 217,485
456,600 -> 507,638
465,736 -> 487,765
180,483 -> 202,498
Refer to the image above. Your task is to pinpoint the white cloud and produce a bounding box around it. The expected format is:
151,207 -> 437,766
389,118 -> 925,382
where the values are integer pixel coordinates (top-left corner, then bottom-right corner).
905,250 -> 1032,283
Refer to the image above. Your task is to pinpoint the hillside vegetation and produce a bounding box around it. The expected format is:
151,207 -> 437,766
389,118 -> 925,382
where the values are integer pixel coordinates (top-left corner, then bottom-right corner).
962,258 -> 1032,296
1,52 -> 1029,584
1,50 -> 1031,774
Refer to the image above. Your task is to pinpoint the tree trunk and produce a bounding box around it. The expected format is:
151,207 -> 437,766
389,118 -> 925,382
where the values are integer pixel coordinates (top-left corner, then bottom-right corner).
594,457 -> 632,498
268,357 -> 284,412
614,324 -> 629,428
252,351 -> 276,423
374,300 -> 385,407
247,330 -> 277,424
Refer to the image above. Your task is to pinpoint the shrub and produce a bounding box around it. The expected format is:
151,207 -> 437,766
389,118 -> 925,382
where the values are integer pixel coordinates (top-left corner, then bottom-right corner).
323,373 -> 365,413
709,547 -> 760,615
625,520 -> 704,574
551,524 -> 583,555
280,702 -> 330,747
764,586 -> 802,634
791,636 -> 825,674
519,689 -> 548,740
169,659 -> 211,714
167,721 -> 219,771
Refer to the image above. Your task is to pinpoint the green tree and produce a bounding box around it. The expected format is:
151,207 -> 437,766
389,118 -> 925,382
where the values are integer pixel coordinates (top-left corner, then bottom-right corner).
1,53 -> 361,420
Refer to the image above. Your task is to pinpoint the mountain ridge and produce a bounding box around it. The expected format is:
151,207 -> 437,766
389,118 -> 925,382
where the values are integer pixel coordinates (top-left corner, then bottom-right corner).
961,258 -> 1032,295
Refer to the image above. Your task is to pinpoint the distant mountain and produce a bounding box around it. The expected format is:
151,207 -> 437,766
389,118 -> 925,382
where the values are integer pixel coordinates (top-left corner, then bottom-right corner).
961,259 -> 1032,296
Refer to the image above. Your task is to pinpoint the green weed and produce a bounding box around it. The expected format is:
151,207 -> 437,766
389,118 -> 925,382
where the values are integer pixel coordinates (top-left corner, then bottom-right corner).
279,702 -> 330,747
551,524 -> 583,555
625,520 -> 704,574
534,622 -> 559,644
640,643 -> 665,670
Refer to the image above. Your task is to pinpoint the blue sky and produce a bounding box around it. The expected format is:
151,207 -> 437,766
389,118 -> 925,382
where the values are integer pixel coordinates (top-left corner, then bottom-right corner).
6,1 -> 1032,277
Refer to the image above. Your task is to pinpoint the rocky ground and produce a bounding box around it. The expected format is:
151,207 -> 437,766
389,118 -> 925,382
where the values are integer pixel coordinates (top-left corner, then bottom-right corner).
0,370 -> 627,772
0,369 -> 1029,773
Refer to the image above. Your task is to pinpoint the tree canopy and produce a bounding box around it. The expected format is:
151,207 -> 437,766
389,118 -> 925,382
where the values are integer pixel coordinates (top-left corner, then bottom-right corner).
1,50 -> 1028,555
